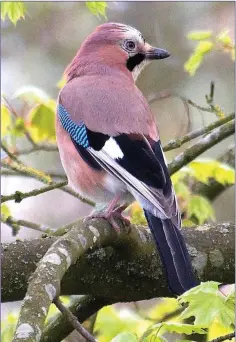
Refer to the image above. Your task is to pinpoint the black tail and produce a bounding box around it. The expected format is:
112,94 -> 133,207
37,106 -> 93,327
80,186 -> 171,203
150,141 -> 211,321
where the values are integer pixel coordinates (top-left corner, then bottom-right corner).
144,210 -> 197,295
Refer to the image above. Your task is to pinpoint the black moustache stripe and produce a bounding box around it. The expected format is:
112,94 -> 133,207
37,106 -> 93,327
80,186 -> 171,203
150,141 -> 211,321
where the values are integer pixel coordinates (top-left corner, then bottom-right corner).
126,53 -> 145,71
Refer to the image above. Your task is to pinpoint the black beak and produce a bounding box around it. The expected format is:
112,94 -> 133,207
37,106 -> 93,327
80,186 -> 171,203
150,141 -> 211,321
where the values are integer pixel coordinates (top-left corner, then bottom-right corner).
146,48 -> 170,60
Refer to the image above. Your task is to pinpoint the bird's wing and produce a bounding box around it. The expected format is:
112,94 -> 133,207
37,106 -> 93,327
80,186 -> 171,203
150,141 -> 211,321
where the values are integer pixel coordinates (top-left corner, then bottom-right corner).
58,78 -> 179,226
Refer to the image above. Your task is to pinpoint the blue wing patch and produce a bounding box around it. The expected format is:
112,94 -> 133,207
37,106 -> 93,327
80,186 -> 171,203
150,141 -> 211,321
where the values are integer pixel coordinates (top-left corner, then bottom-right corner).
58,104 -> 89,148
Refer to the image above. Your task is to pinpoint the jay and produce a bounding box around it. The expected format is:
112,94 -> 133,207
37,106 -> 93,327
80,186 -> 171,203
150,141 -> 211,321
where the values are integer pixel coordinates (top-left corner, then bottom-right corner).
56,23 -> 197,295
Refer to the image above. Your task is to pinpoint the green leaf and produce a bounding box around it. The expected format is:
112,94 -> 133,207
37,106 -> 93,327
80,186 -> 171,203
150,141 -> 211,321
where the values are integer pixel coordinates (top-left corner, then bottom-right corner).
129,202 -> 147,225
188,159 -> 235,185
13,86 -> 50,104
217,29 -> 232,46
187,195 -> 215,224
95,305 -> 150,341
11,117 -> 26,137
148,298 -> 179,321
1,204 -> 11,218
195,41 -> 214,54
179,282 -> 235,328
111,332 -> 138,342
184,52 -> 204,76
28,100 -> 56,142
174,181 -> 191,198
1,2 -> 27,25
142,322 -> 205,341
1,312 -> 18,342
1,104 -> 12,137
185,41 -> 214,75
187,31 -> 213,40
86,1 -> 108,18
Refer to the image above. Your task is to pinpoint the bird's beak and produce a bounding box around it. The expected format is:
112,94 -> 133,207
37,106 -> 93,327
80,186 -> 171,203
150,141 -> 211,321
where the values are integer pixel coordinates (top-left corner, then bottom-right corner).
145,46 -> 170,60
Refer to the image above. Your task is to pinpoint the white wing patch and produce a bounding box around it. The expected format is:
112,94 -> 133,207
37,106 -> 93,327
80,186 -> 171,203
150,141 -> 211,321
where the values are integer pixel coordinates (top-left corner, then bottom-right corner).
103,138 -> 124,159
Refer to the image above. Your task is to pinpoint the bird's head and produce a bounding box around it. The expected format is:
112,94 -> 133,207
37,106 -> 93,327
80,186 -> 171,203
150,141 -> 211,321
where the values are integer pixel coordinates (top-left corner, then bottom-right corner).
66,23 -> 170,81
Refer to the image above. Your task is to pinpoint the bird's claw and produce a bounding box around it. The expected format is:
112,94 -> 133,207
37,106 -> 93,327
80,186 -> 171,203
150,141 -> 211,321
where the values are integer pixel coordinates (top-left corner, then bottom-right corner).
84,209 -> 130,233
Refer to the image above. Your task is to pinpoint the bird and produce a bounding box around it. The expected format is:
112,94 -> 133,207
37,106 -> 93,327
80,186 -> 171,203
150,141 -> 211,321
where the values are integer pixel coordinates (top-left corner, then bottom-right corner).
56,22 -> 197,295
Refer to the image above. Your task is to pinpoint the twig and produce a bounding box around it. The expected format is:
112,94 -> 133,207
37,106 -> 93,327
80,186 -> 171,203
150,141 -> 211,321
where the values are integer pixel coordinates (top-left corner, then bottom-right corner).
1,181 -> 68,203
42,296 -> 111,342
2,159 -> 52,184
187,99 -> 214,113
16,144 -> 58,155
1,169 -> 67,179
54,297 -> 97,342
163,113 -> 234,152
2,95 -> 36,147
1,160 -> 95,206
209,332 -> 235,342
1,142 -> 23,164
168,120 -> 235,175
1,214 -> 52,235
148,90 -> 191,134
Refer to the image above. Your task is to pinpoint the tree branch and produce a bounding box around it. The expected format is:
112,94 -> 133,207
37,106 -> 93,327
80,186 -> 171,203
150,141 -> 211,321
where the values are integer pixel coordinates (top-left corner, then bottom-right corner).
2,220 -> 234,304
163,113 -> 234,152
168,120 -> 235,175
12,217 -> 125,341
1,160 -> 95,206
1,214 -> 53,235
1,160 -> 52,184
42,296 -> 111,342
1,141 -> 24,164
53,297 -> 97,342
209,332 -> 235,342
1,181 -> 68,203
1,169 -> 67,180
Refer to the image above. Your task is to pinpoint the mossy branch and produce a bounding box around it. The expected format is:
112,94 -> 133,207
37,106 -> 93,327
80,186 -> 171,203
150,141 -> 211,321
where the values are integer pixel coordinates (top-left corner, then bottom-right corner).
2,219 -> 233,340
163,113 -> 234,152
168,120 -> 235,175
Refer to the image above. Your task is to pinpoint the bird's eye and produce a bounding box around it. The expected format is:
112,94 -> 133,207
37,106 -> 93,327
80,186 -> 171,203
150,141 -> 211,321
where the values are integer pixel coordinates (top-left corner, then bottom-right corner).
124,40 -> 136,51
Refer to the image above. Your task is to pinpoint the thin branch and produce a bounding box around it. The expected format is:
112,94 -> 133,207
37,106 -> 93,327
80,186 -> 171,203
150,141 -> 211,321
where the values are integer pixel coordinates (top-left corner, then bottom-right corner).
1,160 -> 95,206
209,332 -> 235,342
42,296 -> 111,342
187,99 -> 214,113
16,144 -> 58,155
1,214 -> 52,235
53,297 -> 97,342
1,169 -> 67,179
163,113 -> 234,152
2,95 -> 37,147
1,142 -> 23,164
168,120 -> 235,175
1,160 -> 52,184
1,181 -> 68,203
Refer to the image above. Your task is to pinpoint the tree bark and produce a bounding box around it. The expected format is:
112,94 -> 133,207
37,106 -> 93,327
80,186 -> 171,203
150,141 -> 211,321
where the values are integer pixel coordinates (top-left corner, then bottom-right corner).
2,220 -> 234,303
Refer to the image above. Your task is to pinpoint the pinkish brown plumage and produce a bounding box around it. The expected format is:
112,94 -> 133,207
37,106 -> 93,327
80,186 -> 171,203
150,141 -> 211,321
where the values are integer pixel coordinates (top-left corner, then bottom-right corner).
56,22 -> 197,294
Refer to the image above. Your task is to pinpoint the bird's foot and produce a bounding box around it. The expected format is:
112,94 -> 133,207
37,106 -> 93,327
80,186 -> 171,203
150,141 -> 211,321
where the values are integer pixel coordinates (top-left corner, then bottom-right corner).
84,208 -> 130,233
